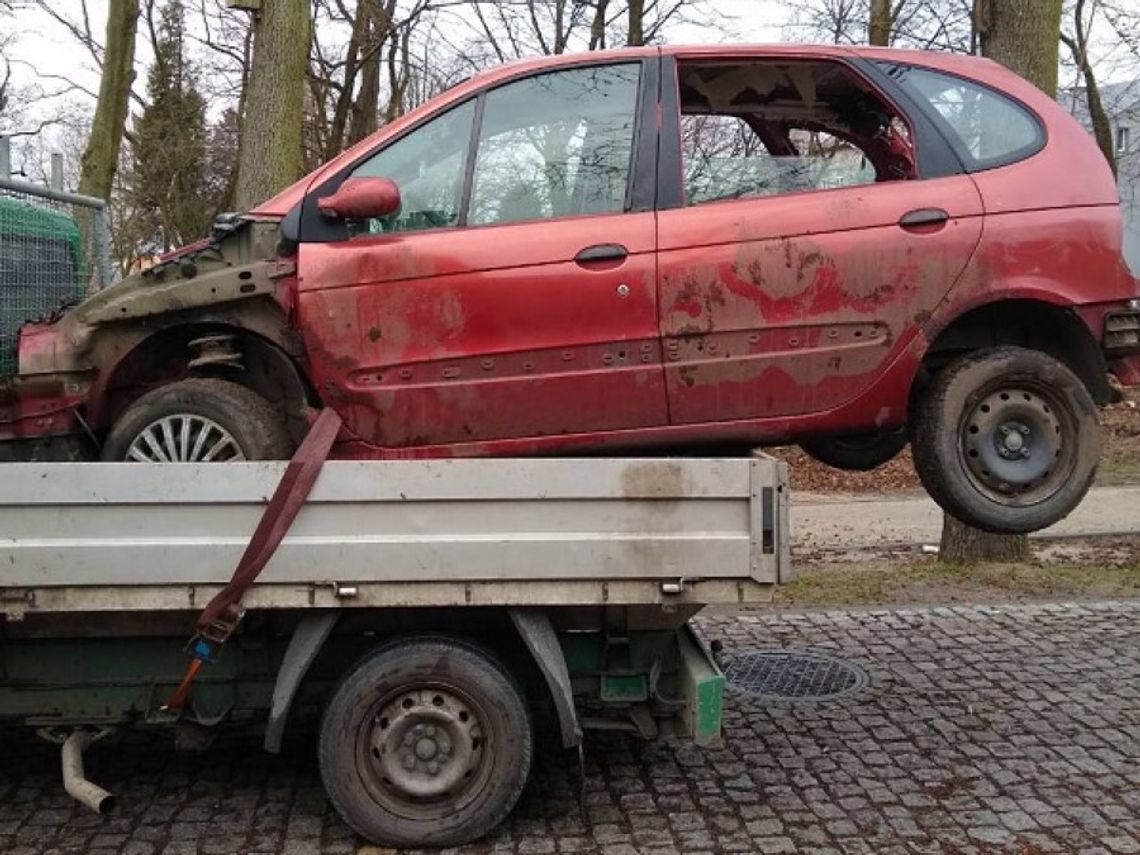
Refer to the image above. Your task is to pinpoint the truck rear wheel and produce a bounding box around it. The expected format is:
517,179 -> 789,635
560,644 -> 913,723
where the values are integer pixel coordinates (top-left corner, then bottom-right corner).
101,379 -> 291,461
318,637 -> 532,848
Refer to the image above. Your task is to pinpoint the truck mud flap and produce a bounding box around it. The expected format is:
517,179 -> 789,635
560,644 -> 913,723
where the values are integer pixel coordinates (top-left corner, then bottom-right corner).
676,625 -> 724,746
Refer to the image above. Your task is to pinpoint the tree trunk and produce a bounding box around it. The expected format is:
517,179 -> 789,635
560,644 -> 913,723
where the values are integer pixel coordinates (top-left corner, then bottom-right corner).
1077,62 -> 1117,177
348,1 -> 382,146
939,515 -> 1030,564
627,0 -> 644,47
589,0 -> 609,50
234,0 -> 311,211
868,0 -> 892,46
976,0 -> 1063,95
383,28 -> 409,124
77,0 -> 139,200
939,0 -> 1063,565
328,4 -> 369,157
1061,0 -> 1117,177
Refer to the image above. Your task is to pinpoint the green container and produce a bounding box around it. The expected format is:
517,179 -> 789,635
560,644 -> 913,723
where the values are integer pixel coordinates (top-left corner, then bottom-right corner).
0,194 -> 86,375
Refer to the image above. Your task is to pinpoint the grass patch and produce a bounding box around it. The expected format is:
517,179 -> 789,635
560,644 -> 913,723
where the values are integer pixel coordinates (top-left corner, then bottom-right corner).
1097,448 -> 1140,486
776,556 -> 1140,608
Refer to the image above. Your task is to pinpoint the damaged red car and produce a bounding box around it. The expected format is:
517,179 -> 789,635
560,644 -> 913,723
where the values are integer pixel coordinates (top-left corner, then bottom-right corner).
3,44 -> 1138,534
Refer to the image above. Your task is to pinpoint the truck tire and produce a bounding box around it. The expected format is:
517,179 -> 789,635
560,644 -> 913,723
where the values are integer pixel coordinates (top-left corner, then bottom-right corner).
319,637 -> 533,848
911,346 -> 1100,534
800,429 -> 908,471
101,379 -> 292,461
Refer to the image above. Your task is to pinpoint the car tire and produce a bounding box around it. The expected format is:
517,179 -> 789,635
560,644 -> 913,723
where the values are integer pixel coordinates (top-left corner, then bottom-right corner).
800,429 -> 908,471
101,378 -> 292,461
911,346 -> 1100,534
318,636 -> 533,848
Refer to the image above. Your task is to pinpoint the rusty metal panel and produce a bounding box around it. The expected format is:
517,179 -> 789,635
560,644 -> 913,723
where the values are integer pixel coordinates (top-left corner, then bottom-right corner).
0,456 -> 786,611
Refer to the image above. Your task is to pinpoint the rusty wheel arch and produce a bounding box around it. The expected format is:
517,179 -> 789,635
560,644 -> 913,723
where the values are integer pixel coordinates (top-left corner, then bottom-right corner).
89,321 -> 317,446
913,299 -> 1112,414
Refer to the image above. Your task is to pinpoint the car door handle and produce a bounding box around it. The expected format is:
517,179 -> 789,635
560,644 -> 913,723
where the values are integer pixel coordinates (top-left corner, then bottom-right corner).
899,208 -> 949,228
575,243 -> 628,264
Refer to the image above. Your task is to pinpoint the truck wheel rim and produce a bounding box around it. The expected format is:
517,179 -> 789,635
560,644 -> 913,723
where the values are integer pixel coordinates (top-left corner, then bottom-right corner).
125,415 -> 245,462
359,685 -> 492,819
959,384 -> 1070,505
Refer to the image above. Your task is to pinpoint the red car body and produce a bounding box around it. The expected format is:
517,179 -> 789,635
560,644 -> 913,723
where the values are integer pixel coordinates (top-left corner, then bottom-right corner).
5,44 -> 1139,460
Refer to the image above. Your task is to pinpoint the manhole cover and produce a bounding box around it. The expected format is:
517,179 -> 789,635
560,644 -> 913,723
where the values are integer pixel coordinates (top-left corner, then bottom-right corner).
723,649 -> 869,702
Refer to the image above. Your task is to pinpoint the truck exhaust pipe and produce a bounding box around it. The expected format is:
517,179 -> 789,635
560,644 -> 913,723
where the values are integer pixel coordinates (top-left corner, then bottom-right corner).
61,730 -> 115,814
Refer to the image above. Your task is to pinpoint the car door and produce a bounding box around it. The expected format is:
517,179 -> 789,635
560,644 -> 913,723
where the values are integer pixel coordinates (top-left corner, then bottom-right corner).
656,51 -> 983,424
296,59 -> 665,450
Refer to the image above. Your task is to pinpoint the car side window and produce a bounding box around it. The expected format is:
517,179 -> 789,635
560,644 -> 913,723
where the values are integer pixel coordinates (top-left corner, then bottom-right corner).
877,64 -> 1042,170
351,99 -> 476,233
677,60 -> 915,206
468,64 -> 641,226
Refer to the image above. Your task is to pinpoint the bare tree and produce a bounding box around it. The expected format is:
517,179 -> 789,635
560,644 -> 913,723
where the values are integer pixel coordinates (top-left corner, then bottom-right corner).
234,0 -> 311,210
1061,0 -> 1116,175
305,0 -> 444,164
77,0 -> 140,201
790,0 -> 974,52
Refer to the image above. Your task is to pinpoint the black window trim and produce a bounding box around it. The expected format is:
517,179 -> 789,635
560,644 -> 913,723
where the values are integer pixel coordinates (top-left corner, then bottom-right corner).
869,59 -> 1048,174
657,54 -> 684,210
290,54 -> 658,244
456,93 -> 486,228
655,53 -> 967,213
850,56 -> 965,179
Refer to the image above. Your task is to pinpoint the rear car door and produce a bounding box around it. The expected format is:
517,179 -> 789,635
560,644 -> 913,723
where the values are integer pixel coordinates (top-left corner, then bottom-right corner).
656,50 -> 984,424
297,59 -> 663,450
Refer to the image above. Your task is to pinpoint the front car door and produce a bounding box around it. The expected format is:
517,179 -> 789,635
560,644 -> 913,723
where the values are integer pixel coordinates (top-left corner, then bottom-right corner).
296,57 -> 664,453
656,48 -> 983,426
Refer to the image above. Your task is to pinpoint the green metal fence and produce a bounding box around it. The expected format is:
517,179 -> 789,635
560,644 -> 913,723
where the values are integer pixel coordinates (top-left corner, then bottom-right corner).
0,178 -> 111,375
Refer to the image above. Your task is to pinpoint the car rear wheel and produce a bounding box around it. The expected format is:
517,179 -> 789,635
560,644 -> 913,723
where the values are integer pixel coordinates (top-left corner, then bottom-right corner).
101,378 -> 292,461
911,346 -> 1100,534
800,429 -> 908,471
318,637 -> 532,848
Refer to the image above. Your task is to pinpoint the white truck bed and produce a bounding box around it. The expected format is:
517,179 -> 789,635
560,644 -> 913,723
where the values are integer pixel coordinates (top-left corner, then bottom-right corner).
0,453 -> 789,616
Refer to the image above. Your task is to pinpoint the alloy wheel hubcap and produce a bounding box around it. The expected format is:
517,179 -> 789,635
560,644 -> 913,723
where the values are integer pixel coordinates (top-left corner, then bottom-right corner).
125,415 -> 245,462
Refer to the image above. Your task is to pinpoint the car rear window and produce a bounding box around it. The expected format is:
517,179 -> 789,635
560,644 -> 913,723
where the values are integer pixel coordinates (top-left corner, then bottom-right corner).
876,63 -> 1044,171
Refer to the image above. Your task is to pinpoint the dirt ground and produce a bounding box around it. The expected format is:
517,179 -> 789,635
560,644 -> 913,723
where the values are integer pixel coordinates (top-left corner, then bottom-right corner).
769,388 -> 1140,493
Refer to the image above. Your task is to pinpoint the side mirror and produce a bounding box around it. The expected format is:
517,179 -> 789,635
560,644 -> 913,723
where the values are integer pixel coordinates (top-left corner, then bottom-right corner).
317,177 -> 401,220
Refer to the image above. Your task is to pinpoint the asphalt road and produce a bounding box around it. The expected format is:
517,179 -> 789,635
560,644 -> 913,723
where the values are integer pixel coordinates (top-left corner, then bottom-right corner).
793,484 -> 1140,551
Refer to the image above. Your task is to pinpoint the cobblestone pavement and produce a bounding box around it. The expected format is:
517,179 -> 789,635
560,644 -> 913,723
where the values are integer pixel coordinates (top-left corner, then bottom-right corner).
3,600 -> 1140,854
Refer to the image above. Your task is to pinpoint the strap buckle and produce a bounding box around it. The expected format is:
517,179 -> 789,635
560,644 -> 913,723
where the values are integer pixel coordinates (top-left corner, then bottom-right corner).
185,615 -> 242,664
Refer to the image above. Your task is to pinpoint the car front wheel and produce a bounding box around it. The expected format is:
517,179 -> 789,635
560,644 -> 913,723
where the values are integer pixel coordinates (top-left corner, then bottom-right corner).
911,346 -> 1100,534
101,378 -> 292,462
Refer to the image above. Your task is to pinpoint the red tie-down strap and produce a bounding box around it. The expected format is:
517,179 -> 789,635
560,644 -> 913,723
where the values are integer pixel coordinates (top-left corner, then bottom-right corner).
163,407 -> 342,712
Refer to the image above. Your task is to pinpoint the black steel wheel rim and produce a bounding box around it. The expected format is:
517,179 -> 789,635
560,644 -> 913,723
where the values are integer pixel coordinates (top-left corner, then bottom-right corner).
958,381 -> 1074,507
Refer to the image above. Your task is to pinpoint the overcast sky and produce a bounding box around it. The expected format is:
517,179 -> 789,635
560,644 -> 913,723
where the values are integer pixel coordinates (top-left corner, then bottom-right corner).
8,0 -> 1134,112
2,0 -> 1134,181
7,0 -> 790,101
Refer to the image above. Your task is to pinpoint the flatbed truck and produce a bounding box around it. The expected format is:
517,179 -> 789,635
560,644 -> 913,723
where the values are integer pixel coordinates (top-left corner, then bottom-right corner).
0,453 -> 788,847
